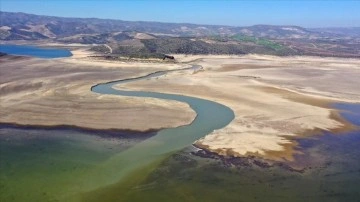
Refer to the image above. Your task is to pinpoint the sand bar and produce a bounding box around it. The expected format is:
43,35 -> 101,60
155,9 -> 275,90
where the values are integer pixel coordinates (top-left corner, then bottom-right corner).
118,54 -> 360,160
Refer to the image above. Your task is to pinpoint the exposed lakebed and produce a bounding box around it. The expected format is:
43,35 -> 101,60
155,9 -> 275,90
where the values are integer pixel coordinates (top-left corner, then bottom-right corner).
0,45 -> 359,202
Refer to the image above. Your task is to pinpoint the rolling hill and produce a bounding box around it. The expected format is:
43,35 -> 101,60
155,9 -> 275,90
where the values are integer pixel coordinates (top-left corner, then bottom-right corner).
1,11 -> 359,57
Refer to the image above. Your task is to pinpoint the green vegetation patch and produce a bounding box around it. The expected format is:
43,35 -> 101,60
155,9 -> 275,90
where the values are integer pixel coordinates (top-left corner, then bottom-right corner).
231,34 -> 285,51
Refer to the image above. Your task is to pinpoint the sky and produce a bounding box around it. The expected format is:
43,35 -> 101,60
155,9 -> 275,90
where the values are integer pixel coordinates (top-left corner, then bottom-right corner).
1,0 -> 359,28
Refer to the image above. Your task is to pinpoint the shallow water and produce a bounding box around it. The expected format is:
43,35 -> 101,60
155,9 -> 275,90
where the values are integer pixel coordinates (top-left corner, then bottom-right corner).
0,127 -> 155,202
88,103 -> 359,202
0,44 -> 72,58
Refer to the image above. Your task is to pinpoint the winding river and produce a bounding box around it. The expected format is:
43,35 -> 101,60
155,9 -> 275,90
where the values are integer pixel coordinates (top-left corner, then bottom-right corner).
87,65 -> 235,188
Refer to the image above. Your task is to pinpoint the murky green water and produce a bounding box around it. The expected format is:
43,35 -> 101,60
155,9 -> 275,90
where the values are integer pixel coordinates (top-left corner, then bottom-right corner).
0,127 -> 155,201
84,103 -> 360,202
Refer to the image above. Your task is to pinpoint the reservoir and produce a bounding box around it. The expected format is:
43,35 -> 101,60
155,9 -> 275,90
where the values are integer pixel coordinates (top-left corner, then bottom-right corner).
0,45 -> 359,202
0,44 -> 72,58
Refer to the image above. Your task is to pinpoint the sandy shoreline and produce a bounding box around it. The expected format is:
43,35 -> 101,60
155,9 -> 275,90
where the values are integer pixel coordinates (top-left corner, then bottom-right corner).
1,47 -> 359,160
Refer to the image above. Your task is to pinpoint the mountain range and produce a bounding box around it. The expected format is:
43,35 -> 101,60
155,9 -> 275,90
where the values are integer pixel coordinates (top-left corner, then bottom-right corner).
1,11 -> 359,57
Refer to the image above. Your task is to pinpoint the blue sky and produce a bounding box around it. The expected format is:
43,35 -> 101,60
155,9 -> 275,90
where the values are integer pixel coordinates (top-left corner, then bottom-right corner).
1,0 -> 359,27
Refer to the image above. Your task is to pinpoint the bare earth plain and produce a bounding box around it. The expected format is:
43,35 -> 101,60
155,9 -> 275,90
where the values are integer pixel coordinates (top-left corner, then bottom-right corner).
1,49 -> 359,161
0,51 -> 196,131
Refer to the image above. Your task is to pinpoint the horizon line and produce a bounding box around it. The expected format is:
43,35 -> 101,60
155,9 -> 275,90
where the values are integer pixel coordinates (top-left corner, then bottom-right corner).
1,10 -> 359,29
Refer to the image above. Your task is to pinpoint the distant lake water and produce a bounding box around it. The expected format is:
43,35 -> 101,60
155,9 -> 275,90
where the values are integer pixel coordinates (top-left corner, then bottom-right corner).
0,44 -> 72,58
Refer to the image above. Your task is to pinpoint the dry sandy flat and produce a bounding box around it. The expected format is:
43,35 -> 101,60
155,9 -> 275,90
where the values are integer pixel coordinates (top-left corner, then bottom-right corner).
117,54 -> 360,160
1,48 -> 359,160
0,51 -> 196,132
